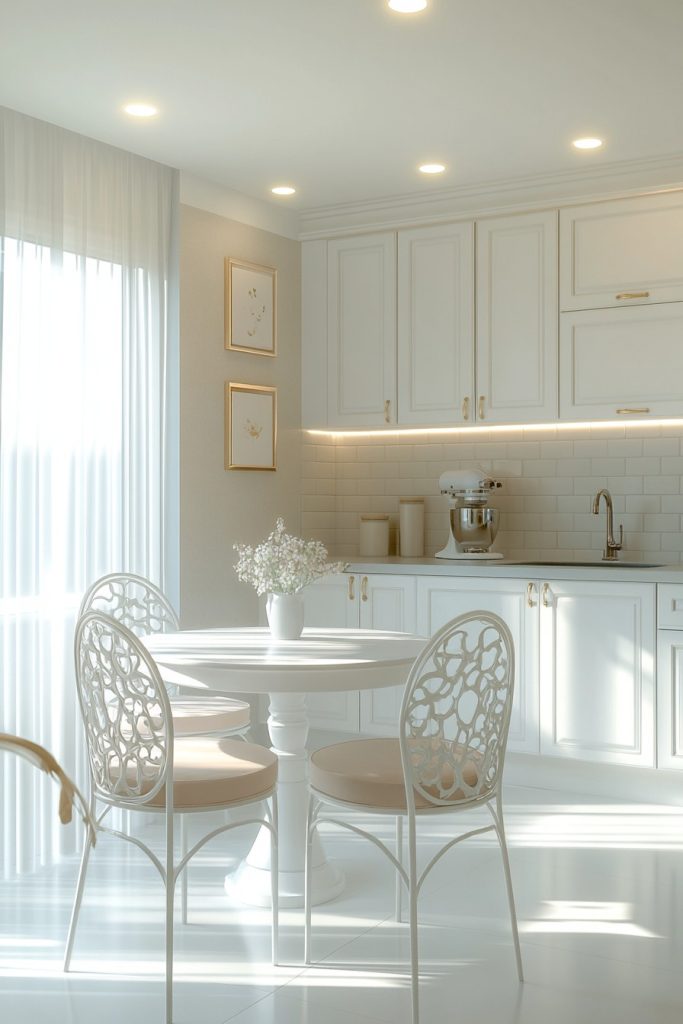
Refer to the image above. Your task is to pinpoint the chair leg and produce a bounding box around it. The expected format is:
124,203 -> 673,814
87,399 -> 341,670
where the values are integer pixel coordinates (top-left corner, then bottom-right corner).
180,815 -> 188,925
304,793 -> 317,966
63,800 -> 96,971
407,815 -> 420,1024
269,792 -> 279,966
395,815 -> 404,922
165,809 -> 175,1024
494,791 -> 524,983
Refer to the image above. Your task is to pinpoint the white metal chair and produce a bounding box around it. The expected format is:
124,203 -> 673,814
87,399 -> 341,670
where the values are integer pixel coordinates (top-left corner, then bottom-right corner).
64,611 -> 279,1024
78,572 -> 251,740
304,611 -> 523,1024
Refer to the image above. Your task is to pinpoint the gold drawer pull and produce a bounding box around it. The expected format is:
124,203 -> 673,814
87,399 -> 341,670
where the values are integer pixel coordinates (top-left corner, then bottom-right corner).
616,291 -> 650,300
616,407 -> 650,415
542,582 -> 551,608
384,399 -> 391,423
361,576 -> 368,602
478,395 -> 485,420
527,582 -> 536,608
348,575 -> 355,601
462,396 -> 470,421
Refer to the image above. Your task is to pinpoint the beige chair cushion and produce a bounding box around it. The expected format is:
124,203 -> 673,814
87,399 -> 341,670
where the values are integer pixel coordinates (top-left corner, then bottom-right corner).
140,737 -> 277,810
168,696 -> 250,737
310,737 -> 487,811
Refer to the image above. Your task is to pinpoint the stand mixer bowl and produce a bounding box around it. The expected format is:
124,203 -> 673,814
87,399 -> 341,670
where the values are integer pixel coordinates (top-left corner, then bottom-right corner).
450,506 -> 499,553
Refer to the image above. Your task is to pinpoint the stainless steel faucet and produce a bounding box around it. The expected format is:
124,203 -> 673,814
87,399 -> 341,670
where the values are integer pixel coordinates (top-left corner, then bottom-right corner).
591,488 -> 623,561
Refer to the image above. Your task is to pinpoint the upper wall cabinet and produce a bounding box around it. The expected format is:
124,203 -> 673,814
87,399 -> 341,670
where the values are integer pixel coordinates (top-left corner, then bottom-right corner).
560,192 -> 683,311
327,232 -> 397,427
397,222 -> 474,425
476,211 -> 558,423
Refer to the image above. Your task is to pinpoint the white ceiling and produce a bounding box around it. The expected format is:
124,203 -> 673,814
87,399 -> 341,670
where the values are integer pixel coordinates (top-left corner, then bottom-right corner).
2,0 -> 683,213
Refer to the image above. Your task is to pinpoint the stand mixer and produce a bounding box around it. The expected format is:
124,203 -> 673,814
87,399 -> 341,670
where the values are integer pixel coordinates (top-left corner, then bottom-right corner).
435,468 -> 503,559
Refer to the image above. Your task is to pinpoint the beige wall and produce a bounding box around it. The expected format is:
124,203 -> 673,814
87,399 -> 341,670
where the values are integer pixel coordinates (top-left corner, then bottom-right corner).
179,203 -> 301,627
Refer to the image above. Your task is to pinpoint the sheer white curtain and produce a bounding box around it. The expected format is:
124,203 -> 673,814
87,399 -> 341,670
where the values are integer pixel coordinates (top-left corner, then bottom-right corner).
0,106 -> 179,876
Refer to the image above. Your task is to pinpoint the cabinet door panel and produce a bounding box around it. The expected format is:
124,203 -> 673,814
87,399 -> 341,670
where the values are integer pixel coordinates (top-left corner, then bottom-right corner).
657,632 -> 683,770
560,303 -> 683,420
540,581 -> 655,766
303,575 -> 359,732
560,192 -> 683,310
476,211 -> 558,423
397,223 -> 474,425
359,576 -> 418,736
327,233 -> 396,427
416,577 -> 539,754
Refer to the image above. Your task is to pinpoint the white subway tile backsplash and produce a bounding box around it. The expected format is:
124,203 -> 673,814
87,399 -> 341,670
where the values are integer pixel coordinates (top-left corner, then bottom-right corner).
301,427 -> 683,561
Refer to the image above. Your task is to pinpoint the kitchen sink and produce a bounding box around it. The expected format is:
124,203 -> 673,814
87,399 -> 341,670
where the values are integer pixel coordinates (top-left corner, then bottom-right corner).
515,560 -> 664,568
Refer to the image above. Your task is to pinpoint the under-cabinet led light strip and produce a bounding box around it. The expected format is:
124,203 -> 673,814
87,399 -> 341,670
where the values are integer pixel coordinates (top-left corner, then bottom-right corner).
306,418 -> 683,440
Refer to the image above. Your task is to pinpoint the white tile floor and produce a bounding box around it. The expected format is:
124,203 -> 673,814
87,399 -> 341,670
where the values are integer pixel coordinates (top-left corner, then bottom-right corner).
2,783 -> 683,1024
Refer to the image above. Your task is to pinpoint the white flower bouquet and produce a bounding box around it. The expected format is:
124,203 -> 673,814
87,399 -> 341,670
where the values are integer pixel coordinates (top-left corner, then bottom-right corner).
234,518 -> 346,596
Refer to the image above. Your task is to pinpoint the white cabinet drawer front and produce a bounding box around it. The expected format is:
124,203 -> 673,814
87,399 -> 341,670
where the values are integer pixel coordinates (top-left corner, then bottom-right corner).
397,222 -> 474,425
560,303 -> 683,420
476,211 -> 558,423
657,632 -> 683,770
560,193 -> 683,311
327,233 -> 396,427
540,581 -> 655,766
657,585 -> 683,630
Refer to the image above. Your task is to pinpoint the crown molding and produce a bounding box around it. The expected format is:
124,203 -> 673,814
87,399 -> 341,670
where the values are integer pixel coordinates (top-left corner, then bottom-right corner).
298,152 -> 683,239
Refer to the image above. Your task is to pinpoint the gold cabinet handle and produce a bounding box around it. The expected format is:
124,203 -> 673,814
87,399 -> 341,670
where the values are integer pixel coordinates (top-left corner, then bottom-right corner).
542,582 -> 551,608
462,396 -> 470,421
361,576 -> 368,602
616,407 -> 650,415
478,395 -> 485,420
384,399 -> 391,424
616,291 -> 650,300
527,582 -> 536,608
348,575 -> 355,601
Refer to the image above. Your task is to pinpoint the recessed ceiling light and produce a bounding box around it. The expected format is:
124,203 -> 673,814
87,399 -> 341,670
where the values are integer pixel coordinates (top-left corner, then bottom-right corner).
388,0 -> 428,11
419,163 -> 446,174
572,137 -> 603,150
271,186 -> 296,196
123,102 -> 158,118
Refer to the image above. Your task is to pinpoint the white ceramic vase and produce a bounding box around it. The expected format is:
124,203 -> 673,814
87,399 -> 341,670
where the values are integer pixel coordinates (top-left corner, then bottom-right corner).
266,592 -> 305,640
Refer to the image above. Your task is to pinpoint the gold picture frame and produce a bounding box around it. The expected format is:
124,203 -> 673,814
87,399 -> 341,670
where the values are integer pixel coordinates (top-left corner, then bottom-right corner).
225,257 -> 277,356
225,382 -> 277,471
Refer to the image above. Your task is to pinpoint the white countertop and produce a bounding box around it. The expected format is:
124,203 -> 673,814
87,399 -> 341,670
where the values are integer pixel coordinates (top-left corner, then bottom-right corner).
344,556 -> 683,583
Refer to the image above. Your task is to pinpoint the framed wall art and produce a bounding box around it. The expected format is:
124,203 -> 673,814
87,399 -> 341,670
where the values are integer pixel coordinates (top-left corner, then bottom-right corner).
225,382 -> 277,471
224,257 -> 277,356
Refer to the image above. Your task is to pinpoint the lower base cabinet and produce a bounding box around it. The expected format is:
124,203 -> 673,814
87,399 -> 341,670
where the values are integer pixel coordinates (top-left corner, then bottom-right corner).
303,570 -> 657,771
657,631 -> 683,770
302,573 -> 416,734
539,581 -> 655,767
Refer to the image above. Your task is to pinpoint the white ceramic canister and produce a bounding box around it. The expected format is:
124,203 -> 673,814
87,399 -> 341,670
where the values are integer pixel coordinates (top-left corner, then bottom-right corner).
399,497 -> 425,557
359,513 -> 390,557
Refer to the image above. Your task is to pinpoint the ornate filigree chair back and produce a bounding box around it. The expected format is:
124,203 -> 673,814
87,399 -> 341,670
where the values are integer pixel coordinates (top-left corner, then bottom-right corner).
74,611 -> 173,806
79,572 -> 179,637
399,611 -> 515,809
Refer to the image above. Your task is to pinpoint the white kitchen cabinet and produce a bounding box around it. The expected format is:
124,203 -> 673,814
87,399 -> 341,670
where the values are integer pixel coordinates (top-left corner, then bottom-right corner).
302,574 -> 359,732
476,211 -> 558,423
397,222 -> 474,425
560,191 -> 683,311
559,302 -> 683,421
327,232 -> 397,427
539,580 -> 655,767
416,576 -> 540,754
302,573 -> 417,734
657,632 -> 683,771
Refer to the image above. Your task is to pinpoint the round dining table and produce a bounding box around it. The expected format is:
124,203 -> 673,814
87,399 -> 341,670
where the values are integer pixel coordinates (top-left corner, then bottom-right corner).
143,627 -> 426,908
